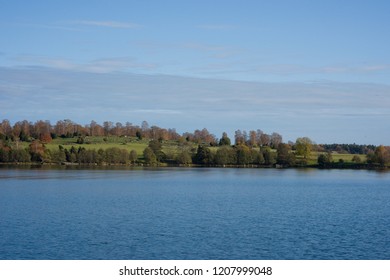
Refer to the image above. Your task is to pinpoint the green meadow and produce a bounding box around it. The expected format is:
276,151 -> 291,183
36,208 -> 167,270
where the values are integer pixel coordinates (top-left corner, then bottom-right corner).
35,136 -> 368,165
42,136 -> 148,155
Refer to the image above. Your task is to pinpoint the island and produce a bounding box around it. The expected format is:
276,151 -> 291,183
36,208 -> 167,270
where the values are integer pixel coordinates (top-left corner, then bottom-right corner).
0,119 -> 388,169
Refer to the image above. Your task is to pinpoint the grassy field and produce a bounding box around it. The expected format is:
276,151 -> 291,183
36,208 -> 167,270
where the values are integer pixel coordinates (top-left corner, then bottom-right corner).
41,136 -> 196,159
44,136 -> 149,156
308,152 -> 367,165
18,136 -> 368,164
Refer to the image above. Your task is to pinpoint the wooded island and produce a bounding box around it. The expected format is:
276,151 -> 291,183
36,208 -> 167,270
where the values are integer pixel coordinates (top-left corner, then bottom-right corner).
0,119 -> 389,168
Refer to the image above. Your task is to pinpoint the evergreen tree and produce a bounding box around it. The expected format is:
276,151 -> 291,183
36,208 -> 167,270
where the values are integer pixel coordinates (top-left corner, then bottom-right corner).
219,132 -> 231,146
194,145 -> 213,165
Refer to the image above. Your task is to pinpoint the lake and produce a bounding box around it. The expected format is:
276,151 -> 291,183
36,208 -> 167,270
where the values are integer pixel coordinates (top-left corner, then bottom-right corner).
0,166 -> 389,260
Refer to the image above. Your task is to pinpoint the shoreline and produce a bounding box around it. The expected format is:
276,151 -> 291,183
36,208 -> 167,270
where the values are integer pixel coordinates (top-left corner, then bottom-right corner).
0,162 -> 388,171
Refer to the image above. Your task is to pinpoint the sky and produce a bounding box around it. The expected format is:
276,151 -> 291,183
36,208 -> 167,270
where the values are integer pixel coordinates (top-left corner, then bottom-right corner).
1,0 -> 390,144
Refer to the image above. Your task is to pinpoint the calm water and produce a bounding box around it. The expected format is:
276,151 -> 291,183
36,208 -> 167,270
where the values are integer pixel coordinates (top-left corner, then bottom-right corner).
0,167 -> 389,260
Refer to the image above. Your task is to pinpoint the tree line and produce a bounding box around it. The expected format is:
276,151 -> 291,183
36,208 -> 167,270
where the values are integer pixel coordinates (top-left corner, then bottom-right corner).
0,119 -> 389,167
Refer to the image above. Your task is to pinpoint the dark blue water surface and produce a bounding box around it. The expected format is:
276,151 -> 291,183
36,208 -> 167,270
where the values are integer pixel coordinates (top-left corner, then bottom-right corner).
0,167 -> 389,260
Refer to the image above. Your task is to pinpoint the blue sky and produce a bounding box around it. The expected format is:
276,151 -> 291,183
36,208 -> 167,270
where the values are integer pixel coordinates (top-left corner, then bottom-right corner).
1,0 -> 390,144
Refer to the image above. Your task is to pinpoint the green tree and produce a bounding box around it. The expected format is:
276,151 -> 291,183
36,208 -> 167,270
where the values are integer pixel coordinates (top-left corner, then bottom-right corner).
215,146 -> 236,165
129,150 -> 138,164
262,147 -> 276,165
51,148 -> 66,163
105,147 -> 128,164
96,148 -> 105,164
148,139 -> 165,162
317,152 -> 332,167
143,147 -> 157,164
276,143 -> 295,166
295,137 -> 313,160
251,149 -> 265,165
148,139 -> 162,152
176,150 -> 192,165
235,144 -> 252,165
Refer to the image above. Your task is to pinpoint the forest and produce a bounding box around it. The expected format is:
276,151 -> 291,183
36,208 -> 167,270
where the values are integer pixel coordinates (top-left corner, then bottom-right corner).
0,119 -> 389,168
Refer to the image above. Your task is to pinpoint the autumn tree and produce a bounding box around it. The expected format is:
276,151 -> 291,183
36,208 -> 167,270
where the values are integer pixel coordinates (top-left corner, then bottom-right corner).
259,133 -> 271,147
29,140 -> 46,162
367,145 -> 390,167
39,132 -> 52,144
248,130 -> 257,147
89,120 -> 102,136
103,121 -> 114,136
271,132 -> 283,148
234,130 -> 245,145
113,122 -> 123,136
0,119 -> 12,138
55,119 -> 77,137
0,146 -> 11,162
193,128 -> 217,145
14,120 -> 31,141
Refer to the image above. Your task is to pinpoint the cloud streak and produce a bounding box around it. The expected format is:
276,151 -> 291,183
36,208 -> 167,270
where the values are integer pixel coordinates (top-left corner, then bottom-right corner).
248,64 -> 390,75
13,56 -> 156,73
133,109 -> 182,115
197,24 -> 236,30
70,20 -> 142,29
